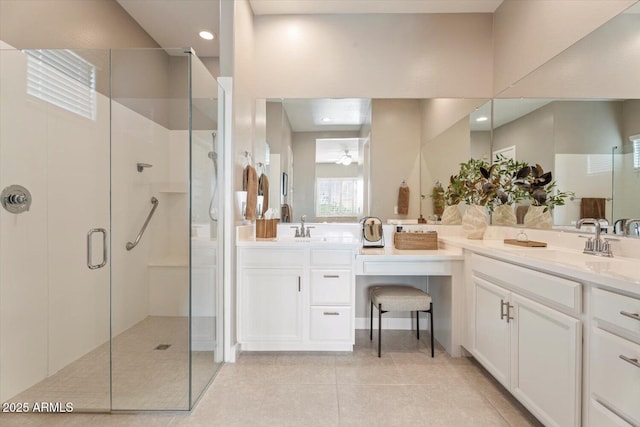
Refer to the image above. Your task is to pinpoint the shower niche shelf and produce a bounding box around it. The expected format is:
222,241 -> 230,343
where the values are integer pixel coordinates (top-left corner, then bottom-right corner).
152,182 -> 188,194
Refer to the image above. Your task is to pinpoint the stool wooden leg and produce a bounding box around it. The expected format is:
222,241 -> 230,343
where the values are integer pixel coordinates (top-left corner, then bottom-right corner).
416,311 -> 420,340
378,303 -> 382,358
370,300 -> 373,341
430,303 -> 434,358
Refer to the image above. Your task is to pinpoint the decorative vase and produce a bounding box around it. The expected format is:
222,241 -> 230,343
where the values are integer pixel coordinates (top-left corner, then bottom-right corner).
492,204 -> 517,226
440,204 -> 462,225
523,205 -> 553,229
462,204 -> 488,239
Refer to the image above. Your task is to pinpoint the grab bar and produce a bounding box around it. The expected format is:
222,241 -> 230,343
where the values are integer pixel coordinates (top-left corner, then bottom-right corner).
126,197 -> 159,251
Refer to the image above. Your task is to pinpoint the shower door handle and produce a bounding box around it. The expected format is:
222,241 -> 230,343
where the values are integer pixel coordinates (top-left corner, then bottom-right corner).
87,228 -> 108,270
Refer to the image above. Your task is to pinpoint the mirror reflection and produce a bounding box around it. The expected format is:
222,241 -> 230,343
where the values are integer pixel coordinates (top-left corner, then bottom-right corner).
490,99 -> 636,228
493,7 -> 640,232
257,98 -> 371,223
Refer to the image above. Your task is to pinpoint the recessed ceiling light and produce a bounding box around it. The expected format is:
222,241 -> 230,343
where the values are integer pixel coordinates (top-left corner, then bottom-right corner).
199,31 -> 215,41
321,117 -> 331,122
476,116 -> 489,122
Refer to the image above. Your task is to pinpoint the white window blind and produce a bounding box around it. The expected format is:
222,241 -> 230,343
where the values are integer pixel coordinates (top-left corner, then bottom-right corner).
634,139 -> 640,170
25,49 -> 96,120
316,177 -> 360,217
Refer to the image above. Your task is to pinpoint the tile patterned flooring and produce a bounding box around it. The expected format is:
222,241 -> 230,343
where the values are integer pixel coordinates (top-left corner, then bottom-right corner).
1,330 -> 543,426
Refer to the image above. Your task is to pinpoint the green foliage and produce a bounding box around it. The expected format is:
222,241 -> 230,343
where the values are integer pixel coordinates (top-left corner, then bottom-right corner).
513,163 -> 574,212
430,181 -> 445,215
445,156 -> 573,213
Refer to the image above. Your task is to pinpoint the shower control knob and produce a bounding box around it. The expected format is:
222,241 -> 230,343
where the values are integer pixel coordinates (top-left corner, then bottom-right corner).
8,194 -> 26,204
1,185 -> 32,214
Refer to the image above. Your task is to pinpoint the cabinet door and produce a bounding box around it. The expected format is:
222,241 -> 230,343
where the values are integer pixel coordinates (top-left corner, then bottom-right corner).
241,269 -> 302,342
510,293 -> 581,427
473,276 -> 511,388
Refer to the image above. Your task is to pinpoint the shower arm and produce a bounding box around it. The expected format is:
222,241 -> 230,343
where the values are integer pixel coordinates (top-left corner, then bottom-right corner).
126,197 -> 159,251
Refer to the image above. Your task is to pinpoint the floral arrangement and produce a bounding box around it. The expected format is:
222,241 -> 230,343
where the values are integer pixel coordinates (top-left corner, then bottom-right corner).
514,164 -> 574,212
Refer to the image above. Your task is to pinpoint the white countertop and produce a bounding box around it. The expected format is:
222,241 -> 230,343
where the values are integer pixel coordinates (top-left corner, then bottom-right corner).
441,236 -> 640,295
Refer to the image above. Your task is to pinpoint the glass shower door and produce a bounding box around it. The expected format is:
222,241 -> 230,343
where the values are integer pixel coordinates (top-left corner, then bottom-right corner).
0,47 -> 111,411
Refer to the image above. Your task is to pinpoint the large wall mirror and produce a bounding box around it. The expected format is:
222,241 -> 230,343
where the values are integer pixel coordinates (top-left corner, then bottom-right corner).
262,97 -> 493,224
494,6 -> 640,231
256,98 -> 371,223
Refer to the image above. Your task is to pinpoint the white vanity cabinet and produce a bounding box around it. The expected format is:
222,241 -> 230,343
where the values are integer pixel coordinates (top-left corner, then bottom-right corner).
471,254 -> 582,427
588,287 -> 640,426
309,249 -> 354,343
237,245 -> 355,351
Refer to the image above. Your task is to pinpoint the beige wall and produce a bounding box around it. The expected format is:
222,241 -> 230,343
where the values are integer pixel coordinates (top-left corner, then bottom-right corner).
493,101 -> 624,174
254,14 -> 493,99
471,131 -> 491,161
499,13 -> 640,99
370,99 -> 422,220
493,103 -> 555,173
492,0 -> 634,95
421,117 -> 471,217
0,0 -> 159,50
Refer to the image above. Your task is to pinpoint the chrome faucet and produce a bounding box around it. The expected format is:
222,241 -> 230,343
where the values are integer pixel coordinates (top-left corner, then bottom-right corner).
300,215 -> 306,237
290,215 -> 313,238
626,219 -> 640,237
576,218 -> 617,257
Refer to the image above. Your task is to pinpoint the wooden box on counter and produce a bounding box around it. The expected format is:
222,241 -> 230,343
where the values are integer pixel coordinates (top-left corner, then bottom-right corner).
256,219 -> 279,239
394,231 -> 438,250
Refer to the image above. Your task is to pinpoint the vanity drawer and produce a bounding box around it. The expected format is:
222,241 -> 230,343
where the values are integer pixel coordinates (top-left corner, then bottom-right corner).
593,288 -> 640,338
310,269 -> 351,305
239,248 -> 304,267
589,399 -> 633,427
310,249 -> 353,267
590,327 -> 640,426
471,254 -> 581,313
309,306 -> 352,341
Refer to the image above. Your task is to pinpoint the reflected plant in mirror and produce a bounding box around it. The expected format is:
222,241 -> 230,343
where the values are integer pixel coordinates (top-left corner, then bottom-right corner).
514,164 -> 574,229
489,155 -> 529,226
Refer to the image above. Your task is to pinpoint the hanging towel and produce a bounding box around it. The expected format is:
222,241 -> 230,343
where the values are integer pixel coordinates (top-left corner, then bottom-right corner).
243,165 -> 258,221
258,173 -> 270,216
281,203 -> 291,223
516,205 -> 529,224
397,185 -> 410,215
580,198 -> 606,219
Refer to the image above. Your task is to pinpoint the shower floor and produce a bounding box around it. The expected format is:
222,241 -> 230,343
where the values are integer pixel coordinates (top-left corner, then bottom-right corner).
7,316 -> 219,411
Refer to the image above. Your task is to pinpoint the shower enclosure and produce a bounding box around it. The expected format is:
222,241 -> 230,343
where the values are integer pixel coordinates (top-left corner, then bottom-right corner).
0,46 -> 224,411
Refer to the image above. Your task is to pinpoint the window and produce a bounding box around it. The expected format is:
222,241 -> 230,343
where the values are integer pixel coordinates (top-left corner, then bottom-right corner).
634,139 -> 640,170
25,49 -> 96,120
316,177 -> 360,217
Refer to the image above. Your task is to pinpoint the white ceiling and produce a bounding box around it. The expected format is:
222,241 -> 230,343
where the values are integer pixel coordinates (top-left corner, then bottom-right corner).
470,99 -> 553,131
281,98 -> 371,132
315,138 -> 362,164
116,0 -> 220,57
115,0 -> 505,59
250,0 -> 504,15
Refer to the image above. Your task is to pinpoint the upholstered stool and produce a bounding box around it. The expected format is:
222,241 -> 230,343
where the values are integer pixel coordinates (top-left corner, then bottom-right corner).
369,285 -> 434,358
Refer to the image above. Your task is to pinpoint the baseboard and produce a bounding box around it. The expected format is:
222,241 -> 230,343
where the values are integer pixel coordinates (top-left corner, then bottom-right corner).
355,316 -> 430,331
225,343 -> 237,363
